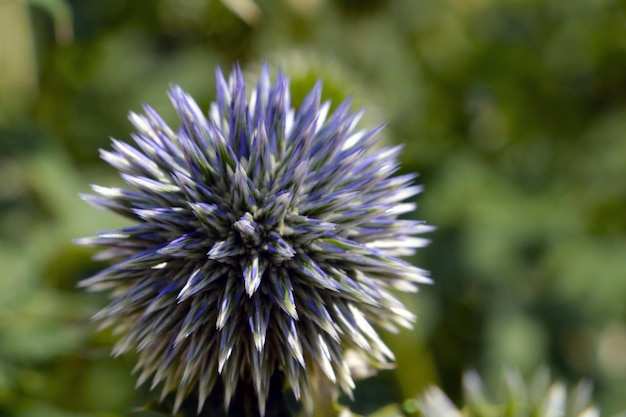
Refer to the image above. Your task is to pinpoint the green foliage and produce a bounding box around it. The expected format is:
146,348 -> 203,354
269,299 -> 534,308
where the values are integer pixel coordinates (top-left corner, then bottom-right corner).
1,0 -> 625,416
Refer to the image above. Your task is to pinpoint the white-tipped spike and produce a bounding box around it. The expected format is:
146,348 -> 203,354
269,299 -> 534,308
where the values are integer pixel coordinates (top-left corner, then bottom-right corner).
218,346 -> 233,374
288,322 -> 305,366
244,255 -> 262,297
317,336 -> 336,382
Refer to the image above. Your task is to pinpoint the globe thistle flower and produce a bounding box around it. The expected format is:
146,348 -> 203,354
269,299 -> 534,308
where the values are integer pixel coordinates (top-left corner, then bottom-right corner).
77,65 -> 432,415
412,368 -> 603,417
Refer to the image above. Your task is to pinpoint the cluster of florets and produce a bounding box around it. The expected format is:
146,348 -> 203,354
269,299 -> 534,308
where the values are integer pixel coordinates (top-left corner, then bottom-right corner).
78,65 -> 431,415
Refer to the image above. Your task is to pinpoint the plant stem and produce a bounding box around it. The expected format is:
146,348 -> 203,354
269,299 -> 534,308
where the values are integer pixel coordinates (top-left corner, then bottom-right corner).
171,374 -> 294,417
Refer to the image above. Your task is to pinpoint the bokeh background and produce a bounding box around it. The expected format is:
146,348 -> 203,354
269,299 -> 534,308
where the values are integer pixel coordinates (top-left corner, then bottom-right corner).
1,0 -> 626,416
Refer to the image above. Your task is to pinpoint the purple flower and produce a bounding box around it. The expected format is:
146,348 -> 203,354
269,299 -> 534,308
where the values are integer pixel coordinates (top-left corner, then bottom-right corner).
77,65 -> 432,415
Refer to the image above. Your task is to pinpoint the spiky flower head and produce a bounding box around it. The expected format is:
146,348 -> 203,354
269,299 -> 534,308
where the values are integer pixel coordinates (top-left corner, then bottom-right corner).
77,65 -> 431,415
413,368 -> 603,417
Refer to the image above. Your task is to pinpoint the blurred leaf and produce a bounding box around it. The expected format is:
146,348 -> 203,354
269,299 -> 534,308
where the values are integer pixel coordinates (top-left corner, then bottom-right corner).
368,403 -> 402,417
0,1 -> 38,120
26,0 -> 74,43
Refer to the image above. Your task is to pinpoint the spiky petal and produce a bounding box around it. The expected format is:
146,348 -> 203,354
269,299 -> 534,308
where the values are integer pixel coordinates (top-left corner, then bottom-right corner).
78,64 -> 432,415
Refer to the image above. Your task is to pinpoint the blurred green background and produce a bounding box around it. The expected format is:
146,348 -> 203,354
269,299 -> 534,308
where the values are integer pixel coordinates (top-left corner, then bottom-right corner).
1,0 -> 626,416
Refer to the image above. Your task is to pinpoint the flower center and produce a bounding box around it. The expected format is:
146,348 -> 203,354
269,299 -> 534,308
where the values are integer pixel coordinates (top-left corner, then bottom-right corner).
234,212 -> 261,247
208,211 -> 297,267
